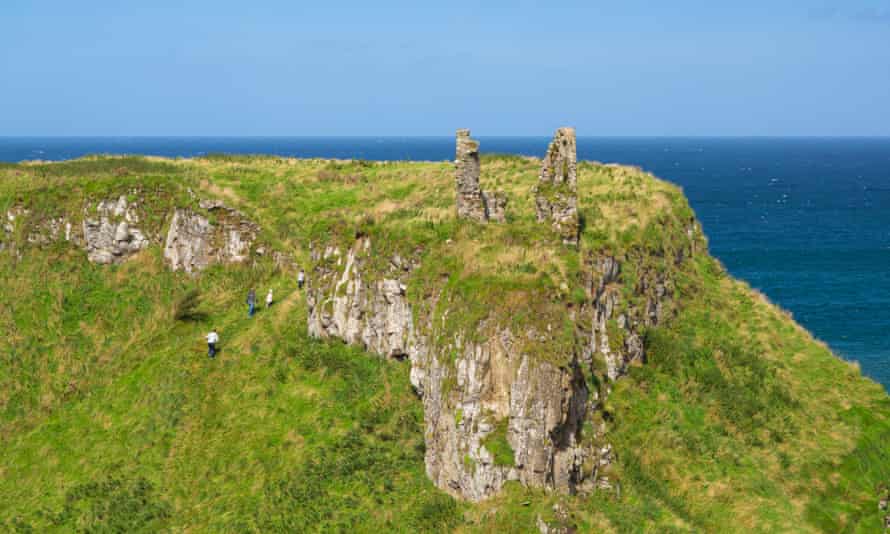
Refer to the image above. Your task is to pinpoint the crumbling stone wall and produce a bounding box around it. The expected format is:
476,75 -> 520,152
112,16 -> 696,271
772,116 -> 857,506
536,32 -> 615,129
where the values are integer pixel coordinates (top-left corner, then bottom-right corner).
455,129 -> 508,223
482,191 -> 507,222
535,127 -> 580,245
455,129 -> 487,222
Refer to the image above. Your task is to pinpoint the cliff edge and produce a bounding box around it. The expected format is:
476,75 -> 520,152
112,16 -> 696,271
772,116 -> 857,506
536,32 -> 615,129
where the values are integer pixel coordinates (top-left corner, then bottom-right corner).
1,149 -> 887,532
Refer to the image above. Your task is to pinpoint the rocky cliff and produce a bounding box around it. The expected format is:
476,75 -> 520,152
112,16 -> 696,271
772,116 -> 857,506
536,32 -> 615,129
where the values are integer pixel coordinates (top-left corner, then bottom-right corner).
2,190 -> 262,273
306,230 -> 695,501
4,155 -> 888,532
163,200 -> 260,273
2,150 -> 701,503
306,131 -> 702,501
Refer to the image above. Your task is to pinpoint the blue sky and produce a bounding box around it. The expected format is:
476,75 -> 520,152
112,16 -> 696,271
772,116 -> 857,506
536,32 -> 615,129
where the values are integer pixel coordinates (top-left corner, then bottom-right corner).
1,1 -> 889,136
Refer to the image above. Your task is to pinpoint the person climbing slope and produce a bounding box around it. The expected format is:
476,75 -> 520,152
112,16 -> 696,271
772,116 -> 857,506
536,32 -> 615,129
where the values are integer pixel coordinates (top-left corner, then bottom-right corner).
297,269 -> 305,290
206,328 -> 219,358
247,288 -> 256,317
266,288 -> 273,308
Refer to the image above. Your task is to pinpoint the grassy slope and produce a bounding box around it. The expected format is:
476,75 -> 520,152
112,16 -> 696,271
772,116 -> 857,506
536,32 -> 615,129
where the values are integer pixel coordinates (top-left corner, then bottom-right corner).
0,156 -> 887,533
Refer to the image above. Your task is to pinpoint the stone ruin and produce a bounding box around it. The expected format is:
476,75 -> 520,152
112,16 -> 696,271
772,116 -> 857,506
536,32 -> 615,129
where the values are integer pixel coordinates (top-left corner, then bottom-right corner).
454,129 -> 486,222
535,127 -> 580,245
455,126 -> 579,240
454,129 -> 506,223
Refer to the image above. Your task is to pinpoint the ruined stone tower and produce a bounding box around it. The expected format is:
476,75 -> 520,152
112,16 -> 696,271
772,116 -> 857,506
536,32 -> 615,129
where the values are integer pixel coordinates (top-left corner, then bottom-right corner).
454,129 -> 487,222
535,127 -> 579,244
454,129 -> 507,223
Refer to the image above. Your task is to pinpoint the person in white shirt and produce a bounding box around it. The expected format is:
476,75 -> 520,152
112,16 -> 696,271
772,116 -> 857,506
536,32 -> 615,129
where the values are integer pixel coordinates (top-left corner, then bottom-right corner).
206,328 -> 219,358
266,289 -> 273,308
297,269 -> 306,290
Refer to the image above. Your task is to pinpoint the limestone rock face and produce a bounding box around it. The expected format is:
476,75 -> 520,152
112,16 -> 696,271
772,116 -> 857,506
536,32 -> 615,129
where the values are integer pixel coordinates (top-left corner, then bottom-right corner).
535,128 -> 579,244
414,333 -> 591,501
455,129 -> 487,222
163,210 -> 214,273
82,196 -> 149,264
305,236 -> 681,501
308,238 -> 588,500
3,194 -> 262,273
580,253 -> 671,386
163,201 -> 259,273
307,237 -> 418,358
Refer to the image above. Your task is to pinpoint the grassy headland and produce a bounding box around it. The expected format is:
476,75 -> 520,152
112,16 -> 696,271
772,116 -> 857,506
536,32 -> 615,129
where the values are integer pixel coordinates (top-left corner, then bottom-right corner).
0,155 -> 887,532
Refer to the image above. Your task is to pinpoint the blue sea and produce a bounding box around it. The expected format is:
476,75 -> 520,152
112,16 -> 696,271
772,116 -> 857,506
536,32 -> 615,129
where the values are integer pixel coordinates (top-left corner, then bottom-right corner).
2,137 -> 889,391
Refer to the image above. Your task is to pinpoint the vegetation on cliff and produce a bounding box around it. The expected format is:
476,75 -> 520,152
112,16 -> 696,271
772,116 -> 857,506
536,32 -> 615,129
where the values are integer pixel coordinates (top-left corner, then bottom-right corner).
0,155 -> 887,532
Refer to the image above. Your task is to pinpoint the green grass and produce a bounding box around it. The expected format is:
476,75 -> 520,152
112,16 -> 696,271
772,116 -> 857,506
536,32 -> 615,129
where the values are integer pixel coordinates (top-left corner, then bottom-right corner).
0,248 -> 463,532
0,155 -> 887,532
481,418 -> 515,467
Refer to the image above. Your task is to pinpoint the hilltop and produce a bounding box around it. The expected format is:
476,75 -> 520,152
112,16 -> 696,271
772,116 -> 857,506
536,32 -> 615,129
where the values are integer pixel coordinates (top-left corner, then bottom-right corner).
0,136 -> 888,533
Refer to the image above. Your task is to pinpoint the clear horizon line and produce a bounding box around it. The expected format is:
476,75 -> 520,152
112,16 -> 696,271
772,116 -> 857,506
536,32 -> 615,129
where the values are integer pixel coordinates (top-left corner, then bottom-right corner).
3,134 -> 890,139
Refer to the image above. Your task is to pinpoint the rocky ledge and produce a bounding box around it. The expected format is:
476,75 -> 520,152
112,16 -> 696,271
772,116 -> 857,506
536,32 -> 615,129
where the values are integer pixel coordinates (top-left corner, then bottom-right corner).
3,193 -> 264,273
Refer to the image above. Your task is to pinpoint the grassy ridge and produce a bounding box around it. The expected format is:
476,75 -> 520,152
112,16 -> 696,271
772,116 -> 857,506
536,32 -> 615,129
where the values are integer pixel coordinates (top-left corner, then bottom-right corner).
1,156 -> 887,532
1,250 -> 460,532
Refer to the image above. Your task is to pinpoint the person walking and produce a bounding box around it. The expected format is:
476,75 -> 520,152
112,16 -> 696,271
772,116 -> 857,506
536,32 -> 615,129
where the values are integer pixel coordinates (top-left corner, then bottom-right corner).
206,328 -> 219,358
297,269 -> 305,290
266,288 -> 273,309
247,288 -> 256,317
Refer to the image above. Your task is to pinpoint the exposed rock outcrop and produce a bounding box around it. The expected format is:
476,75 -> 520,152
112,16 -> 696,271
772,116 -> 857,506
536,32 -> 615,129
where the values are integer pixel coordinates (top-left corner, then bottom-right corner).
404,319 -> 593,501
306,233 -> 683,501
83,196 -> 150,264
307,238 -> 418,359
455,129 -> 508,223
309,238 -> 591,500
3,193 -> 264,273
163,201 -> 259,273
535,128 -> 579,245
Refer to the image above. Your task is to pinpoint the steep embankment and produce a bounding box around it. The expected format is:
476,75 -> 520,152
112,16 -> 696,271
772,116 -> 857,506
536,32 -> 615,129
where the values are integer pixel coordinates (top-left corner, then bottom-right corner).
0,153 -> 887,533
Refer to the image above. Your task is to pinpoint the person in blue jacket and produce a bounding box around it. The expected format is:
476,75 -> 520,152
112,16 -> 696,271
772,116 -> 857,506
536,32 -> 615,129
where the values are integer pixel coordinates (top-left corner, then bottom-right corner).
247,288 -> 256,317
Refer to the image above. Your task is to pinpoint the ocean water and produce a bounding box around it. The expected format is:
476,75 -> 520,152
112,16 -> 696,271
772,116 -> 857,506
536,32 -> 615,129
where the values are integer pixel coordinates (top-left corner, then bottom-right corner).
2,136 -> 889,391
